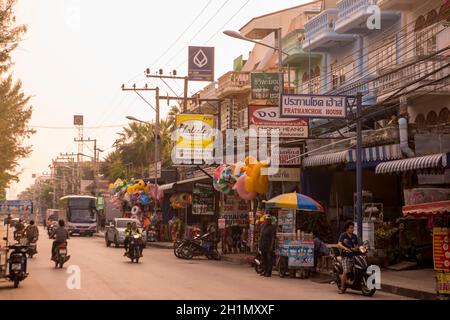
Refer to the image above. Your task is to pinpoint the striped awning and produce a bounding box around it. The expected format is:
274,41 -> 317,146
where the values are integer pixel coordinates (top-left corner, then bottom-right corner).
403,200 -> 450,217
302,150 -> 349,168
303,144 -> 402,168
375,153 -> 448,174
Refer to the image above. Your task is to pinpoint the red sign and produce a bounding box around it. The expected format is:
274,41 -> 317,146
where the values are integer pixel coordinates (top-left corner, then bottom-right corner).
73,115 -> 84,126
433,227 -> 450,271
248,105 -> 308,138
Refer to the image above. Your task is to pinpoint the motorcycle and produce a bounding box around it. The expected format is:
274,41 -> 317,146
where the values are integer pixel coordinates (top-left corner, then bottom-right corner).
332,241 -> 376,297
47,224 -> 55,239
126,234 -> 143,263
253,250 -> 282,276
52,242 -> 70,268
26,237 -> 38,258
179,233 -> 220,260
7,243 -> 29,288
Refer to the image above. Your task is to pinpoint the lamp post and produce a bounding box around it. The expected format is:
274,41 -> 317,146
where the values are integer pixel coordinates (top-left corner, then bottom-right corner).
223,29 -> 288,97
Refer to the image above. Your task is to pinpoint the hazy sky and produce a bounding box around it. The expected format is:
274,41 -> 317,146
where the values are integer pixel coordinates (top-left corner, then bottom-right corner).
7,0 -> 309,198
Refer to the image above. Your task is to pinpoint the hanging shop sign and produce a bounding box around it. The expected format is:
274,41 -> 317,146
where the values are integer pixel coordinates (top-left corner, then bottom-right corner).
188,46 -> 215,82
280,94 -> 347,119
263,147 -> 302,166
269,168 -> 301,182
174,114 -> 215,164
277,209 -> 295,233
433,227 -> 450,271
436,271 -> 450,296
248,105 -> 308,138
251,73 -> 280,100
73,115 -> 84,126
192,183 -> 214,215
0,200 -> 33,217
149,162 -> 162,179
221,195 -> 249,226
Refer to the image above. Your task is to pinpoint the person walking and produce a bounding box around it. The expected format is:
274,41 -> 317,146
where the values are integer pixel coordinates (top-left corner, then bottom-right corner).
259,215 -> 276,278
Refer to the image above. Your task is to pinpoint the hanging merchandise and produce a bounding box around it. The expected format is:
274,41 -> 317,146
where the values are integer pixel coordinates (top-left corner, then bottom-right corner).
233,174 -> 257,201
170,193 -> 192,209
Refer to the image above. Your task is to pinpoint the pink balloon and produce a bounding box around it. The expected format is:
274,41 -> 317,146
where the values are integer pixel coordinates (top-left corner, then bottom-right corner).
214,165 -> 225,182
233,174 -> 257,201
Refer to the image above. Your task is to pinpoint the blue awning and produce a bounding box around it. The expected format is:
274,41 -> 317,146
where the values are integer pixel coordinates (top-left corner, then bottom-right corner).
302,144 -> 402,168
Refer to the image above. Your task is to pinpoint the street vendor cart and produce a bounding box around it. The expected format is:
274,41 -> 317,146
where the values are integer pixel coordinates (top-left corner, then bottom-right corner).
264,192 -> 324,279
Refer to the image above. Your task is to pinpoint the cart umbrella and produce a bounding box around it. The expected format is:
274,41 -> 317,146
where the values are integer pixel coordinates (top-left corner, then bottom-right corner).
264,193 -> 324,212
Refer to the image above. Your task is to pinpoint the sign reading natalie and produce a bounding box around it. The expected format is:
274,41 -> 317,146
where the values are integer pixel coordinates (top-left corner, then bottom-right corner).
280,94 -> 347,119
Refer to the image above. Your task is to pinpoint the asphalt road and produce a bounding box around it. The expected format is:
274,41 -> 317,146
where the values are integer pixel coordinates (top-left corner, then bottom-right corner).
0,227 -> 410,300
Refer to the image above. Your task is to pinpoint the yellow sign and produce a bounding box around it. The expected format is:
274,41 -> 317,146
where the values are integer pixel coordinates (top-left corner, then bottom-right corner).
436,271 -> 450,296
175,114 -> 214,163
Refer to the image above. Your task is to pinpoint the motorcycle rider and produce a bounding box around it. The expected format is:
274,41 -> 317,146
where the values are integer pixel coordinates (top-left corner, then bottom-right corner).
123,222 -> 132,255
337,221 -> 361,293
50,219 -> 70,261
259,214 -> 276,278
24,220 -> 39,247
124,222 -> 143,257
14,218 -> 26,243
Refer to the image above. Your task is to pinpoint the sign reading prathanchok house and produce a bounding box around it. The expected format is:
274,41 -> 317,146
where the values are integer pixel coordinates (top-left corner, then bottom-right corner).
280,94 -> 347,119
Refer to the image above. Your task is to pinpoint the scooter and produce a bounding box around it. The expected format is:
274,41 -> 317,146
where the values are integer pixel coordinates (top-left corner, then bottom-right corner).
52,242 -> 70,268
180,233 -> 220,260
332,241 -> 376,297
26,237 -> 38,258
47,224 -> 55,239
126,234 -> 143,263
7,243 -> 29,288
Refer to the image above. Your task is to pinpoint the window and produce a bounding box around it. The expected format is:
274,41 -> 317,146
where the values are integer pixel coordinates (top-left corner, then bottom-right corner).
330,61 -> 346,90
415,10 -> 439,56
368,35 -> 396,73
426,111 -> 438,125
438,108 -> 450,124
415,114 -> 426,127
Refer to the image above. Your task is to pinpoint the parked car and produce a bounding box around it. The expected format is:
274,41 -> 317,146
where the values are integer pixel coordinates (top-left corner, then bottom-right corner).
104,218 -> 146,248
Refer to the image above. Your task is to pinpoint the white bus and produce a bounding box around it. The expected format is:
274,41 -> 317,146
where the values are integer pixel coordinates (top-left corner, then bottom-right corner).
59,195 -> 97,236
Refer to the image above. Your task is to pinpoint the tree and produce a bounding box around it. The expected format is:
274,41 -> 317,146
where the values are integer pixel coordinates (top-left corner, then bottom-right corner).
0,0 -> 33,195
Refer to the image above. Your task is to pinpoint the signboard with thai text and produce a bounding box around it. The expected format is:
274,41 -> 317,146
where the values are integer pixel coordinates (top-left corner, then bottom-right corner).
251,73 -> 280,100
269,168 -> 301,182
248,105 -> 308,138
434,227 -> 450,271
280,94 -> 347,119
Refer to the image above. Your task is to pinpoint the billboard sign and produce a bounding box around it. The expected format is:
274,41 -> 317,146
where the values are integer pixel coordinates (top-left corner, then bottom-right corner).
280,94 -> 347,119
0,200 -> 33,217
174,114 -> 215,164
251,73 -> 280,100
248,105 -> 308,138
188,46 -> 215,82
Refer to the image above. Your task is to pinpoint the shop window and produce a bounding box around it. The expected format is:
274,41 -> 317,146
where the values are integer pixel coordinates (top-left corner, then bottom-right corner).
426,111 -> 438,125
415,114 -> 426,127
438,108 -> 450,124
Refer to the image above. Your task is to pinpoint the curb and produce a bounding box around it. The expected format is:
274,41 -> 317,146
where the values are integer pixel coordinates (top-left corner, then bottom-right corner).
221,255 -> 251,265
147,242 -> 173,249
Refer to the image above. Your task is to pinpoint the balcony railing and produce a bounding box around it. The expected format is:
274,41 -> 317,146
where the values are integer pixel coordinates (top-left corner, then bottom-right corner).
217,72 -> 250,98
375,57 -> 450,101
335,0 -> 399,34
304,8 -> 356,51
301,77 -> 320,94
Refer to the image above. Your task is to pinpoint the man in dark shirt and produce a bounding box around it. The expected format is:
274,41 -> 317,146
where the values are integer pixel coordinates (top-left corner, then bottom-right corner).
51,220 -> 70,259
259,215 -> 276,277
337,221 -> 361,291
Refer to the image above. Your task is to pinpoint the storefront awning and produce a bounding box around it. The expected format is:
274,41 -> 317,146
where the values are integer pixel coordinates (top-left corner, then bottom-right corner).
303,144 -> 402,168
403,200 -> 450,217
375,153 -> 448,174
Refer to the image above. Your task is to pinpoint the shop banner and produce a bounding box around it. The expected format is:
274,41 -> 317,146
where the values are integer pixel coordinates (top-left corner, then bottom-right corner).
188,46 -> 215,82
436,271 -> 450,296
251,73 -> 280,100
265,147 -> 302,166
192,183 -> 214,215
280,94 -> 347,119
174,114 -> 215,163
433,227 -> 450,271
248,105 -> 308,138
277,209 -> 295,233
0,200 -> 33,217
276,239 -> 314,268
269,168 -> 301,182
221,195 -> 249,226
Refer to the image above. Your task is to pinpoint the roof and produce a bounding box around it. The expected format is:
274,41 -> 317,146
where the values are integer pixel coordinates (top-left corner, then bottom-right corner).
239,1 -> 322,35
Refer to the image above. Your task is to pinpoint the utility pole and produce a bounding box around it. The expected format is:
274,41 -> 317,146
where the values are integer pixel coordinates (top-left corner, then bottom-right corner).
74,137 -> 97,194
356,92 -> 363,240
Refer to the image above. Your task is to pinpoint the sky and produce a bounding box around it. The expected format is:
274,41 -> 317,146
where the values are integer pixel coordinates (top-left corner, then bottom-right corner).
7,0 -> 310,198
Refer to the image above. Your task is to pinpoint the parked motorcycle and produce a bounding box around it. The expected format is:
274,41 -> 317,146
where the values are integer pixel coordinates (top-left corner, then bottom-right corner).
26,237 -> 38,258
332,241 -> 376,297
179,233 -> 220,260
253,250 -> 281,276
126,234 -> 143,263
7,243 -> 29,288
52,242 -> 70,268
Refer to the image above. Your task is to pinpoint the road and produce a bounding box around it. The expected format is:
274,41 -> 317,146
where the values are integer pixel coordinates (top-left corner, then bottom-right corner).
0,227 -> 409,300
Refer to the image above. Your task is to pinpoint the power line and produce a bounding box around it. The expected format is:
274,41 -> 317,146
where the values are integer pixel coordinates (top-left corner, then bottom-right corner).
162,0 -> 231,69
30,124 -> 127,129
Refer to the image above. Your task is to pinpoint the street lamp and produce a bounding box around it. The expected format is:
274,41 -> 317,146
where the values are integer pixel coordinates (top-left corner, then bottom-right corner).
224,28 -> 288,99
126,115 -> 160,215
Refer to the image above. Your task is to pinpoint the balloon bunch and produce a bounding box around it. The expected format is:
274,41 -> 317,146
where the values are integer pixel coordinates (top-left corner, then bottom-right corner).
234,157 -> 269,201
170,193 -> 192,209
213,164 -> 238,195
108,178 -> 164,207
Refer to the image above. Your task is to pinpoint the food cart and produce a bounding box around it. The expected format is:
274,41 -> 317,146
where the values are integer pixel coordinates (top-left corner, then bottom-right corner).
264,192 -> 324,279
